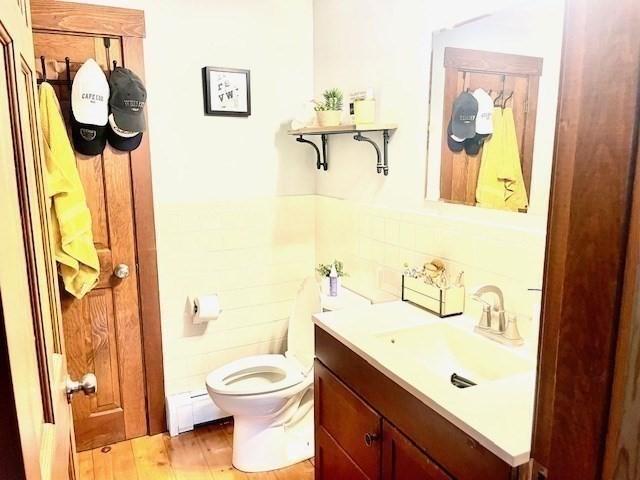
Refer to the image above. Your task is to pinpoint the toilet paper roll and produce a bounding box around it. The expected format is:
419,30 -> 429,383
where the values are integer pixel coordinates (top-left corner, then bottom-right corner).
192,294 -> 221,324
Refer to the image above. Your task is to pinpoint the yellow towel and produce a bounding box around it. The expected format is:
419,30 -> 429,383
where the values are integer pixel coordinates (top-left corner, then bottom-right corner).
476,107 -> 528,211
39,82 -> 100,298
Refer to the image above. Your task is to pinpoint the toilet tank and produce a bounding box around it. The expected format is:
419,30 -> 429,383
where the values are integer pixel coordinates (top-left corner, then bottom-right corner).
285,278 -> 321,372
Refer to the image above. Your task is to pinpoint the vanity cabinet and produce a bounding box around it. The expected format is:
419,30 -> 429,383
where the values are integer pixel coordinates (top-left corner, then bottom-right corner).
315,361 -> 452,480
315,326 -> 519,480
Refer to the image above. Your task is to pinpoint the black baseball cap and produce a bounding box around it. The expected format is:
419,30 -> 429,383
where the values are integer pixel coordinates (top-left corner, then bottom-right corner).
71,113 -> 107,156
107,113 -> 143,152
109,67 -> 147,132
451,92 -> 478,140
464,133 -> 490,156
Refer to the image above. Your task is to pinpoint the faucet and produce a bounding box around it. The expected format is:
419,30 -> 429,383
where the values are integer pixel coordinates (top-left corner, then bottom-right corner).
471,285 -> 523,346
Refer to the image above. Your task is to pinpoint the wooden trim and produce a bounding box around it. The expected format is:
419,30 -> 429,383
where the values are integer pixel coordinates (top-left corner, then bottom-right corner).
601,99 -> 640,478
30,0 -> 145,38
123,36 -> 166,435
0,293 -> 27,480
444,47 -> 543,76
531,0 -> 640,477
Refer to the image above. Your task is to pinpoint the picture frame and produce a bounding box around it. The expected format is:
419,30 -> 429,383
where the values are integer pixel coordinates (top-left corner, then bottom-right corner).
202,66 -> 251,117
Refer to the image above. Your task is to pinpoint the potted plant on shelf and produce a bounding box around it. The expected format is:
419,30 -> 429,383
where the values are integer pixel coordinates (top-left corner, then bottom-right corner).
314,88 -> 343,127
316,260 -> 348,296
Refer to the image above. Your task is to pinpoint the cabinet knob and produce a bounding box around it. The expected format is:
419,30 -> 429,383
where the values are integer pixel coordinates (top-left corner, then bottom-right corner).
364,432 -> 379,447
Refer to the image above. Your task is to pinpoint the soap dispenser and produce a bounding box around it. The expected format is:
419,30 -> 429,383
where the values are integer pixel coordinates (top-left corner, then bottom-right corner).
329,264 -> 338,297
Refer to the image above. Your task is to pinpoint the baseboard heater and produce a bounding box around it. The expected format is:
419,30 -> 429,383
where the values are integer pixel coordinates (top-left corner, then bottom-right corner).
166,389 -> 229,436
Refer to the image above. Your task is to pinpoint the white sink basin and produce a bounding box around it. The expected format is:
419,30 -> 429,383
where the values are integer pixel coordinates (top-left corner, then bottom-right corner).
375,322 -> 534,385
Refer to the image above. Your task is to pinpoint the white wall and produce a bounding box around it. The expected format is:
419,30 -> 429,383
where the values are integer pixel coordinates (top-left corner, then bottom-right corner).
313,0 -> 564,334
68,0 -> 317,395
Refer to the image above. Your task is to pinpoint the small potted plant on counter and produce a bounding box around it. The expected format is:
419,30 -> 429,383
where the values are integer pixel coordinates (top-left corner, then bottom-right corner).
316,260 -> 347,296
314,88 -> 343,127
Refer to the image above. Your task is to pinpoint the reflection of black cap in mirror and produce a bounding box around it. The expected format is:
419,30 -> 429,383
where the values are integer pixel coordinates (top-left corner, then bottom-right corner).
71,114 -> 107,156
109,67 -> 147,133
447,120 -> 464,152
464,133 -> 490,156
451,92 -> 478,140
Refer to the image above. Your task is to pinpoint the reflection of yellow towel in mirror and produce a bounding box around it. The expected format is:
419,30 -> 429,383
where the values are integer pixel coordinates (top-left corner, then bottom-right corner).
476,107 -> 529,211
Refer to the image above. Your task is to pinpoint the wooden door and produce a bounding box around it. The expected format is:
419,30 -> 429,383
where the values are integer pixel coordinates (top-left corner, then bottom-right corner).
0,0 -> 74,478
33,31 -> 148,451
381,421 -> 452,480
315,361 -> 382,479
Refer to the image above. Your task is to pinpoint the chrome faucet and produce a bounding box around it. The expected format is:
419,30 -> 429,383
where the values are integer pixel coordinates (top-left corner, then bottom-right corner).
472,285 -> 523,346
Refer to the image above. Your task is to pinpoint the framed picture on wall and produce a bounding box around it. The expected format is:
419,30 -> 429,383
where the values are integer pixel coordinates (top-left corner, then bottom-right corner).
202,66 -> 251,117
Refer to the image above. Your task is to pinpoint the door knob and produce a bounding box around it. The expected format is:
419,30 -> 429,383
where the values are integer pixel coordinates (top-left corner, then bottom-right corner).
66,373 -> 97,403
113,263 -> 130,279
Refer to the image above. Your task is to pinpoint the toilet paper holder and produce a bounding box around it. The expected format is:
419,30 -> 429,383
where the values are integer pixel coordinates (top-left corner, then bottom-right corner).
188,294 -> 223,319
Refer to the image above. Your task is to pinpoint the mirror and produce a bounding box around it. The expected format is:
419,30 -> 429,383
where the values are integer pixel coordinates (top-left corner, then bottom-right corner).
425,0 -> 565,214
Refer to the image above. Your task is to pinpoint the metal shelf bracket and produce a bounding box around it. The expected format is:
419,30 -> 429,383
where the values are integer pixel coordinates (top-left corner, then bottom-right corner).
353,129 -> 390,175
296,134 -> 328,171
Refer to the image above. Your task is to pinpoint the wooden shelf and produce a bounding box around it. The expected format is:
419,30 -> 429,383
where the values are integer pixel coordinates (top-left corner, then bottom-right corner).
288,123 -> 397,136
289,123 -> 397,175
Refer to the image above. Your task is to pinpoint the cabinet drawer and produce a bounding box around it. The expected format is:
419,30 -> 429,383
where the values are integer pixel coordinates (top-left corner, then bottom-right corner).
382,420 -> 452,480
315,360 -> 381,479
316,426 -> 370,480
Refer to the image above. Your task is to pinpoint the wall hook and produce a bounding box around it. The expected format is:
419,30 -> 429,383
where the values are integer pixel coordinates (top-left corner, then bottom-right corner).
40,56 -> 47,81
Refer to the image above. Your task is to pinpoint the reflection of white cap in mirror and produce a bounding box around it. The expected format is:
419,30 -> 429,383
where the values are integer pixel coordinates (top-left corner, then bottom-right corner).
71,58 -> 109,126
473,88 -> 494,135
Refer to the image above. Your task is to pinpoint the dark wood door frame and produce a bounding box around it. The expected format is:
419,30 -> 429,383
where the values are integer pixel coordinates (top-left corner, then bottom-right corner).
30,0 -> 165,436
531,0 -> 640,478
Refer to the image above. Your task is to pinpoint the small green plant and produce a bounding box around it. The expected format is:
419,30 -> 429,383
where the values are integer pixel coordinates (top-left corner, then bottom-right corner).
316,260 -> 348,277
314,88 -> 343,112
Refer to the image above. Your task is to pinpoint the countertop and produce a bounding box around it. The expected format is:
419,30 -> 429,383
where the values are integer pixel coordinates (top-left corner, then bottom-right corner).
313,301 -> 536,467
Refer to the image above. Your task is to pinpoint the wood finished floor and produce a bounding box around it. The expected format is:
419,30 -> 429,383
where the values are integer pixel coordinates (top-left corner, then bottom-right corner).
78,421 -> 315,480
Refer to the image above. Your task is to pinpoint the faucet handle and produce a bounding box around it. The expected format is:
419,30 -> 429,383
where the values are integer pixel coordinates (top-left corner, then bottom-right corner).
502,314 -> 524,345
472,295 -> 492,329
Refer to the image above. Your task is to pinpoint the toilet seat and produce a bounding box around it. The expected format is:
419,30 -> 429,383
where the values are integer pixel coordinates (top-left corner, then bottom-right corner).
206,354 -> 305,397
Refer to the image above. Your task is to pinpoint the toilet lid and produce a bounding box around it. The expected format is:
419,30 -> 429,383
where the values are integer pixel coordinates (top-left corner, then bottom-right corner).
206,354 -> 305,396
285,278 -> 321,372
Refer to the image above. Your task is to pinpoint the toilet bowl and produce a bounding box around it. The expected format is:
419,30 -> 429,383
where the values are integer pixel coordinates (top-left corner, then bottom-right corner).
206,277 -> 320,472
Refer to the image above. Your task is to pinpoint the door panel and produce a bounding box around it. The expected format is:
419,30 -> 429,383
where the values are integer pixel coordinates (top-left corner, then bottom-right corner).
316,427 -> 370,480
33,31 -> 148,450
0,0 -> 74,477
315,361 -> 382,479
382,421 -> 452,480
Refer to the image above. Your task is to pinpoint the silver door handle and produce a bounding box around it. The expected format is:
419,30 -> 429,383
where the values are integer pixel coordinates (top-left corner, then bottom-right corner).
66,373 -> 97,403
113,263 -> 130,279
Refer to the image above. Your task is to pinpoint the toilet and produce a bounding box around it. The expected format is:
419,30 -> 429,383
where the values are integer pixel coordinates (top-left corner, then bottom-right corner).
206,277 -> 320,473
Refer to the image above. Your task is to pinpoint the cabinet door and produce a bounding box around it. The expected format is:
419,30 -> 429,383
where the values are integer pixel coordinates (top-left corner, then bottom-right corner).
315,361 -> 382,479
317,426 -> 370,480
382,421 -> 452,480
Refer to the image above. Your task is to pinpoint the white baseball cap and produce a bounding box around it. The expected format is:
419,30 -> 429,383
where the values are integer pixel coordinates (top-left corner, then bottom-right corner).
473,88 -> 494,135
71,59 -> 109,126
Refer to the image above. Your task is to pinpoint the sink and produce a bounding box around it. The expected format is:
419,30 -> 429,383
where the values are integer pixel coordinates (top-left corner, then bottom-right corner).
374,322 -> 534,385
